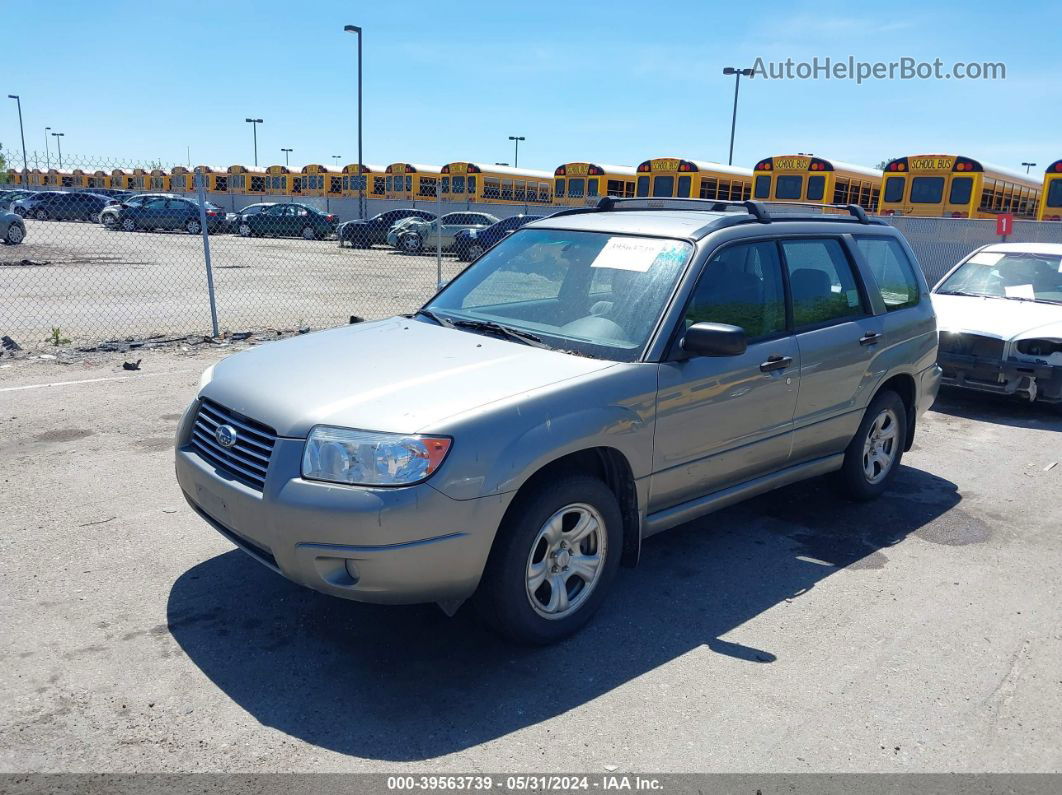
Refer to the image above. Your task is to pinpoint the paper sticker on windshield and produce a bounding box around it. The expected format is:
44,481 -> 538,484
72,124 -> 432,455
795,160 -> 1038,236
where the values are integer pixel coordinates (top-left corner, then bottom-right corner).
1004,284 -> 1035,299
968,252 -> 1005,266
591,237 -> 681,272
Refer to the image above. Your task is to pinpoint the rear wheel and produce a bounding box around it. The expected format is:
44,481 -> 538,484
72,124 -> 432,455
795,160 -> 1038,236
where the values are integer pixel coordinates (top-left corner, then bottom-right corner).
185,218 -> 201,235
466,242 -> 485,260
473,475 -> 622,644
301,225 -> 317,240
121,217 -> 137,232
34,209 -> 49,221
837,390 -> 907,500
239,223 -> 252,237
101,213 -> 116,228
4,223 -> 24,244
401,232 -> 423,253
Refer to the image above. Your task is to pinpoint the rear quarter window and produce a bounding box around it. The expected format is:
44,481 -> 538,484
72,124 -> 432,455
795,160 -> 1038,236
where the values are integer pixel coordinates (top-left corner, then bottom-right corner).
855,236 -> 921,311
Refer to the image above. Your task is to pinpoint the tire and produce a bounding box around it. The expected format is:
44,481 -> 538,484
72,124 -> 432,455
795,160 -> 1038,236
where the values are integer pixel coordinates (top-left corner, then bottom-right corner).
837,389 -> 907,501
185,218 -> 201,235
401,232 -> 423,253
473,474 -> 622,644
239,223 -> 252,237
34,209 -> 49,221
101,213 -> 116,228
4,223 -> 24,245
301,225 -> 317,240
121,218 -> 137,232
466,242 -> 485,260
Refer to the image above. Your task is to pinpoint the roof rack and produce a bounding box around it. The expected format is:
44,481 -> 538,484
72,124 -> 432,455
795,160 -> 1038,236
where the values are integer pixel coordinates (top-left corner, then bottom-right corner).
551,196 -> 874,225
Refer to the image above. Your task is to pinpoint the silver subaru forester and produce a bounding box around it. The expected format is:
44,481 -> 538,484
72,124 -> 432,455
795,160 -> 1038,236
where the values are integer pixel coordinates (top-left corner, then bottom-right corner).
176,198 -> 941,644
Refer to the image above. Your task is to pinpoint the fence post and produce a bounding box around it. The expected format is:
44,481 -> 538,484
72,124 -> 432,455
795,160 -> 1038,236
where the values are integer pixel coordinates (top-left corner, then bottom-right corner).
436,179 -> 443,291
194,169 -> 221,337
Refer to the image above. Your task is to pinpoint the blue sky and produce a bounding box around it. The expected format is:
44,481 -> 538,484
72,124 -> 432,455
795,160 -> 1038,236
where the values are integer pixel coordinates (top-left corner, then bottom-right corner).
3,0 -> 1059,175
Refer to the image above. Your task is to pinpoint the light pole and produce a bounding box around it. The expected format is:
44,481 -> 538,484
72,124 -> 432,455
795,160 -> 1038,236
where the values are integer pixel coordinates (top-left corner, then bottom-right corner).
281,147 -> 293,167
494,162 -> 510,166
332,155 -> 342,168
44,126 -> 51,170
508,136 -> 525,168
343,24 -> 364,218
7,95 -> 28,182
51,131 -> 64,169
722,67 -> 753,166
1021,161 -> 1037,174
245,118 -> 263,166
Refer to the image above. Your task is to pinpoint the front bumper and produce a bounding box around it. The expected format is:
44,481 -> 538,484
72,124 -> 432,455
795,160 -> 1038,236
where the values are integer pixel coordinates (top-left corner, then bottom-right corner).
939,352 -> 1062,403
175,408 -> 512,605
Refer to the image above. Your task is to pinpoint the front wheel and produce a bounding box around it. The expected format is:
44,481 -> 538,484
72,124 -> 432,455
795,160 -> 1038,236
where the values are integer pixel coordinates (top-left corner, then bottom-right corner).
121,217 -> 137,232
101,213 -> 116,228
837,389 -> 907,500
301,225 -> 317,240
239,223 -> 252,237
473,475 -> 622,644
400,232 -> 423,253
466,242 -> 485,260
4,223 -> 24,244
35,209 -> 49,221
185,218 -> 202,235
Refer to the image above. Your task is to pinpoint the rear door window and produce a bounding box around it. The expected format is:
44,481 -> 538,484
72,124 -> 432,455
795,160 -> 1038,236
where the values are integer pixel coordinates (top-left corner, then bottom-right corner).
854,236 -> 921,311
883,176 -> 904,203
775,175 -> 803,199
781,239 -> 866,327
910,177 -> 944,203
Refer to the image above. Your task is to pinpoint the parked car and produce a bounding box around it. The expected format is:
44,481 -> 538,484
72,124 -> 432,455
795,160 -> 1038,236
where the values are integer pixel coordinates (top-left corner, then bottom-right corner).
230,203 -> 277,236
11,191 -> 117,222
114,196 -> 225,234
2,210 -> 26,244
932,242 -> 1062,405
237,202 -> 337,239
100,193 -> 177,228
454,214 -> 544,261
337,208 -> 437,248
389,211 -> 499,253
176,198 -> 940,644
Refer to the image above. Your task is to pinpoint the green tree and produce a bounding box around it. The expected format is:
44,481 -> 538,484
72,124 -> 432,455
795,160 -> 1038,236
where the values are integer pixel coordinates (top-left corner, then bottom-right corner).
0,143 -> 8,183
875,158 -> 899,170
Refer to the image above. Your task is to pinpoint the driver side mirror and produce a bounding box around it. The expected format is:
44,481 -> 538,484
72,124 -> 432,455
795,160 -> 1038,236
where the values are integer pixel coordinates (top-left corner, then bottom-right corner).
680,322 -> 747,357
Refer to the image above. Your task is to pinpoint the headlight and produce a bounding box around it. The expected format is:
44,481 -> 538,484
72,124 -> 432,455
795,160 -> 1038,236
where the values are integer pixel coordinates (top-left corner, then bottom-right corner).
468,230 -> 477,238
302,426 -> 452,486
198,364 -> 215,390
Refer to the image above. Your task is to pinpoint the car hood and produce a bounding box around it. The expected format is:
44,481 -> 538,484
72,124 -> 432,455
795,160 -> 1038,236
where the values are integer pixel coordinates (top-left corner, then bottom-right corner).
932,293 -> 1062,341
199,317 -> 617,437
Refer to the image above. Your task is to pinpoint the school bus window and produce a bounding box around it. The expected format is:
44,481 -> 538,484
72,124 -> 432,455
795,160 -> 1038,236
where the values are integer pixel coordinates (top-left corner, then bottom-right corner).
452,175 -> 465,194
860,183 -> 872,207
832,178 -> 849,204
250,176 -> 266,192
1048,181 -> 1062,207
419,177 -> 437,197
373,177 -> 385,194
653,175 -> 673,197
587,180 -> 599,197
482,177 -> 499,199
754,175 -> 770,199
636,175 -> 649,197
468,176 -> 476,194
807,175 -> 825,201
699,178 -> 717,199
776,175 -> 802,199
568,178 -> 584,197
884,177 -> 904,203
910,177 -> 944,203
555,178 -> 565,197
502,179 -> 514,200
330,176 -> 341,193
677,175 -> 691,197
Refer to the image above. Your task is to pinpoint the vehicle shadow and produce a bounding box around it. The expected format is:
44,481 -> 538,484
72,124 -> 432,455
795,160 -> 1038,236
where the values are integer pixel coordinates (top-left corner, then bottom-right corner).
167,465 -> 959,761
931,387 -> 1062,432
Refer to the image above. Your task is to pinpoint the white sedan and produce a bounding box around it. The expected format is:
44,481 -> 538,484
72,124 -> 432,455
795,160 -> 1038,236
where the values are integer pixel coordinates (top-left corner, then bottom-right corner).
932,242 -> 1062,405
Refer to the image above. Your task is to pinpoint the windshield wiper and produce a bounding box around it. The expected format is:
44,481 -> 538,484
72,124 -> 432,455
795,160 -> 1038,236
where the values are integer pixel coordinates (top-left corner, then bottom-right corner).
936,289 -> 997,298
415,308 -> 456,328
452,319 -> 551,348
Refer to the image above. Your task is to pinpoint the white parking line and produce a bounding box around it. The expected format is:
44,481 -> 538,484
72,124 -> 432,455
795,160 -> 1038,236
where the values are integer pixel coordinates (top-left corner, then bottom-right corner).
0,373 -> 162,393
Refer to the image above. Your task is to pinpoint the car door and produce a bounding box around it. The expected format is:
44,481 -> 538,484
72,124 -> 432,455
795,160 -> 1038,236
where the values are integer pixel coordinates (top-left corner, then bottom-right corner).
651,240 -> 800,512
165,199 -> 192,230
138,197 -> 170,228
437,213 -> 463,247
780,237 -> 886,463
257,204 -> 286,235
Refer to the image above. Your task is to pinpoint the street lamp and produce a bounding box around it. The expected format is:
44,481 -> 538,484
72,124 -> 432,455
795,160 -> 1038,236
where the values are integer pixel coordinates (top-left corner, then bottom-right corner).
508,136 -> 525,168
343,24 -> 364,218
245,118 -> 263,166
44,126 -> 51,170
281,147 -> 293,166
1021,161 -> 1037,174
7,95 -> 28,182
722,67 -> 754,166
332,155 -> 342,167
494,162 -> 510,166
50,131 -> 64,169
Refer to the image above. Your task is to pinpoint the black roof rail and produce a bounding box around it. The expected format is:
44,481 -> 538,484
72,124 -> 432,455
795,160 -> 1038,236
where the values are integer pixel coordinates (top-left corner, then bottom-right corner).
759,200 -> 872,224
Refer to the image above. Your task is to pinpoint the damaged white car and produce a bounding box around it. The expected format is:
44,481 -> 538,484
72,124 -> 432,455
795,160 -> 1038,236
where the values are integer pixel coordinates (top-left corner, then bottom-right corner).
932,242 -> 1062,405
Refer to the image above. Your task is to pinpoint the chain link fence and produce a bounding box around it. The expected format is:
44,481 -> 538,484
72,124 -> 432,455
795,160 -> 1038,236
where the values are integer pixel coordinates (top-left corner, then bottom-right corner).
3,155 -> 1062,351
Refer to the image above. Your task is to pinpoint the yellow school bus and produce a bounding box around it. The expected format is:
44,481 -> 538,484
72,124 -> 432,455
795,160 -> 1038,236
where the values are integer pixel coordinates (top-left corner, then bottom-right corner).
149,168 -> 170,192
169,166 -> 192,192
635,158 -> 753,201
753,155 -> 881,211
5,169 -> 22,185
189,166 -> 228,192
264,165 -> 292,195
1038,160 -> 1062,221
553,163 -> 637,206
47,169 -> 76,188
86,170 -> 110,190
880,155 -> 1041,219
440,162 -> 552,205
386,163 -> 442,200
296,164 -> 329,197
228,165 -> 267,195
337,163 -> 387,199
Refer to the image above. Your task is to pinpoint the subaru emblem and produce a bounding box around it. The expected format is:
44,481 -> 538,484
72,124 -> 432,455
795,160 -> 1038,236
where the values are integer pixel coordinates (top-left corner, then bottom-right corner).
215,424 -> 238,448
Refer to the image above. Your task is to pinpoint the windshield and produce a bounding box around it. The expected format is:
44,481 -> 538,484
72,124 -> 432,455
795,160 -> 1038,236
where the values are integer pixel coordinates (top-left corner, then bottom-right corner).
424,228 -> 693,361
937,250 -> 1062,303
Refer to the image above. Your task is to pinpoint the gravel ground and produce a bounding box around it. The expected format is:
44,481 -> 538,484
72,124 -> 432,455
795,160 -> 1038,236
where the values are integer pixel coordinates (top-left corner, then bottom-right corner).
0,347 -> 1060,773
1,219 -> 463,348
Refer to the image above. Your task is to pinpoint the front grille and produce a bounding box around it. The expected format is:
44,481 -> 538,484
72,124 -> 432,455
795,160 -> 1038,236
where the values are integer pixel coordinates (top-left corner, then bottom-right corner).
190,399 -> 277,490
938,332 -> 1005,360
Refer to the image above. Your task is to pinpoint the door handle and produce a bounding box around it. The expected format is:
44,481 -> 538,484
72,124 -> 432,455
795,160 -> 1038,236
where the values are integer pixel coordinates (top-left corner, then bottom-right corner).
859,331 -> 881,346
759,355 -> 793,373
